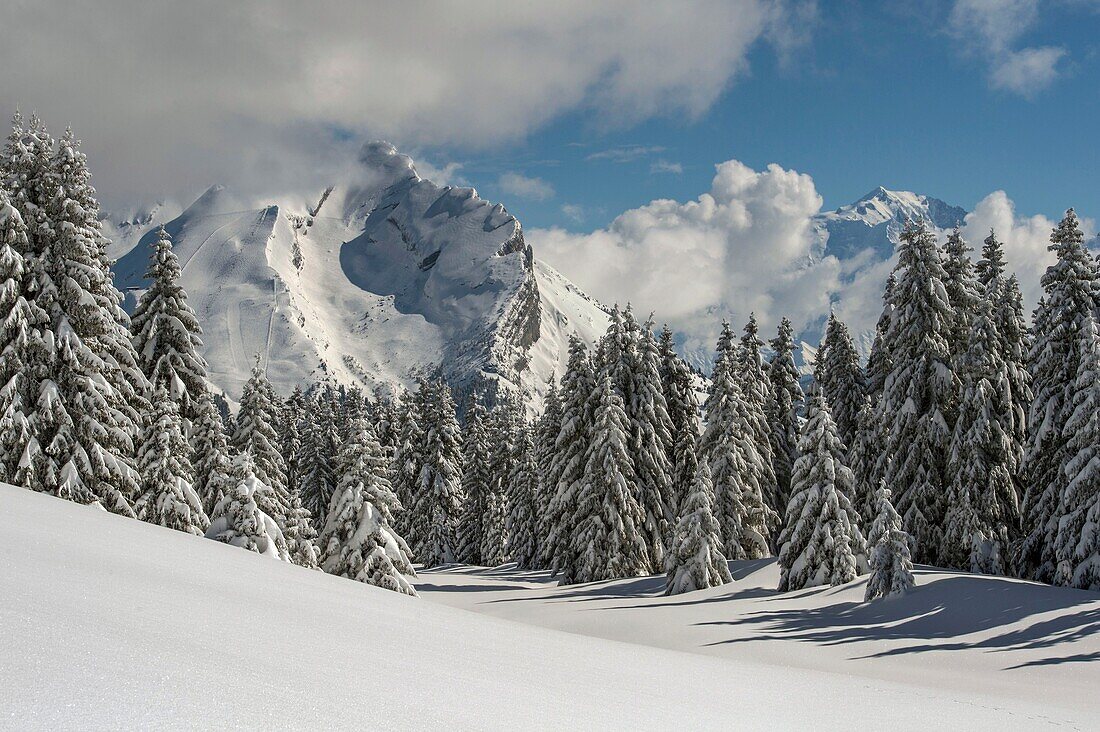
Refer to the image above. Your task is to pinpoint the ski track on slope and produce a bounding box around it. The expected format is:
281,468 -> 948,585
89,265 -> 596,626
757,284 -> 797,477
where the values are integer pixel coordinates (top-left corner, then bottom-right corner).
179,212 -> 251,273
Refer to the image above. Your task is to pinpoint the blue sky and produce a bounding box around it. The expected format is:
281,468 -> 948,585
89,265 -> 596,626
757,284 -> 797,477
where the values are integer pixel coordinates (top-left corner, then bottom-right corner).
440,1 -> 1100,231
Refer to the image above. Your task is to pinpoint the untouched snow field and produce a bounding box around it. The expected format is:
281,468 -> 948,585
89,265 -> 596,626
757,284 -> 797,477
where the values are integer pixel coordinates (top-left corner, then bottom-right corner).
3,484 -> 1098,730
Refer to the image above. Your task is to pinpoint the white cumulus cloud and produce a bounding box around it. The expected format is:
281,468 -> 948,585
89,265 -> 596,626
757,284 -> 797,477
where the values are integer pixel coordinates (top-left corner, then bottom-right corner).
0,0 -> 805,209
949,0 -> 1066,96
531,159 -> 840,359
498,172 -> 556,201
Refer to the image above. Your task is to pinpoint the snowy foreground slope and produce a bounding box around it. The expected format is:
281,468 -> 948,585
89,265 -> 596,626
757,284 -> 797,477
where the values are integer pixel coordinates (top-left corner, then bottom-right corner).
4,485 -> 1098,730
109,143 -> 609,404
415,565 -> 1100,726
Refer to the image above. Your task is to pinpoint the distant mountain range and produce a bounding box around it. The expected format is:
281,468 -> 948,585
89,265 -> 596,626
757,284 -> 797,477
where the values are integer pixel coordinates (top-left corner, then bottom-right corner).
104,148 -> 968,401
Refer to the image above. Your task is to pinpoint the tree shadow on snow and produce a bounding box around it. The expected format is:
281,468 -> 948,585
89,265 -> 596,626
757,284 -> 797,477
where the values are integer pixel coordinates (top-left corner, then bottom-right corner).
697,572 -> 1100,668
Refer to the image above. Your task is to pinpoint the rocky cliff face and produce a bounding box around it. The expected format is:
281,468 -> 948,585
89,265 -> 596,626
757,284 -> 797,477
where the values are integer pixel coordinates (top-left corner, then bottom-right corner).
110,142 -> 608,405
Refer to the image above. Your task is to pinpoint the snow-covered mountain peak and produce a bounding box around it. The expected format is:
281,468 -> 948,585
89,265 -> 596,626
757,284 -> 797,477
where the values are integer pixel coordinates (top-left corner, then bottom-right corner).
109,144 -> 608,406
814,186 -> 967,260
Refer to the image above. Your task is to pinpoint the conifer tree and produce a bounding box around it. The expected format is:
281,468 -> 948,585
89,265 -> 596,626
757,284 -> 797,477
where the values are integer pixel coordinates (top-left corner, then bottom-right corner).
572,372 -> 650,582
847,398 -> 879,527
320,417 -> 417,595
130,226 -> 209,430
864,482 -> 915,601
456,396 -> 491,564
191,392 -> 234,517
4,117 -> 142,514
702,333 -> 777,561
777,390 -> 866,592
205,452 -> 290,561
533,378 -> 563,563
1020,209 -> 1097,582
942,225 -> 981,369
665,461 -> 732,595
0,190 -> 44,487
390,389 -> 425,542
481,396 -> 521,565
296,388 -> 339,528
944,298 -> 1017,574
135,386 -> 208,535
279,386 -> 306,496
767,317 -> 804,510
543,336 -> 594,581
875,219 -> 957,564
230,360 -> 288,498
413,375 -> 465,567
507,423 -> 541,569
865,273 -> 896,404
659,325 -> 701,518
977,230 -> 1031,490
735,314 -> 781,520
1052,315 -> 1100,590
628,316 -> 676,571
817,313 -> 865,452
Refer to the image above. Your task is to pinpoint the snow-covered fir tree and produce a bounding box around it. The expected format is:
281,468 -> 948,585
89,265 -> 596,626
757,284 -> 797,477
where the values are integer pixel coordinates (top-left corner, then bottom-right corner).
320,416 -> 417,596
665,461 -> 732,595
776,389 -> 866,592
816,313 -> 865,453
0,189 -> 44,487
735,314 -> 781,519
571,372 -> 650,582
205,451 -> 290,561
390,389 -> 426,542
2,116 -> 141,514
279,386 -> 306,497
864,482 -> 915,601
847,398 -> 879,527
296,388 -> 339,530
532,377 -> 563,565
543,336 -> 594,581
865,273 -> 896,404
1052,315 -> 1100,590
702,326 -> 777,561
129,225 -> 209,430
658,325 -> 701,519
944,298 -> 1017,575
134,385 -> 208,535
627,314 -> 676,571
977,229 -> 1031,505
768,317 -> 804,509
481,396 -> 521,565
942,224 -> 981,370
412,375 -> 465,567
874,219 -> 957,564
456,395 -> 491,565
507,423 -> 541,569
230,359 -> 288,499
1020,209 -> 1097,582
190,392 -> 234,517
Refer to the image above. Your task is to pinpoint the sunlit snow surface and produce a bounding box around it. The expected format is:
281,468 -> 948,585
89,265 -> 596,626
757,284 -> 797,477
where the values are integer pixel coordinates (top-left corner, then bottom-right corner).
3,484 -> 1098,729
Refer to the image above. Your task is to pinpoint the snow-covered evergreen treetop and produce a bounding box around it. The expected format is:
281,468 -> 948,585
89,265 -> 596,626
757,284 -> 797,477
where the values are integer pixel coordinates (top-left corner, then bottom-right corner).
130,225 -> 209,427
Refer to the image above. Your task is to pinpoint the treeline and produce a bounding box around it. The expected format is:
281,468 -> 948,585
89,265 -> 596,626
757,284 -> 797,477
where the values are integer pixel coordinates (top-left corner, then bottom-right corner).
2,114 -> 1098,601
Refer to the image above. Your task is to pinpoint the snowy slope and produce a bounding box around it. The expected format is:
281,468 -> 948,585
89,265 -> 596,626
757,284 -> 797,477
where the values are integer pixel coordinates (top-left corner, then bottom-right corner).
2,483 -> 1091,730
110,143 -> 609,404
417,563 -> 1100,726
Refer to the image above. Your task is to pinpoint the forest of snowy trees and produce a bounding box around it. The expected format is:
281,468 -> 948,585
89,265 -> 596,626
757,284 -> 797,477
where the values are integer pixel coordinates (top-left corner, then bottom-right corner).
3,114 -> 1100,602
